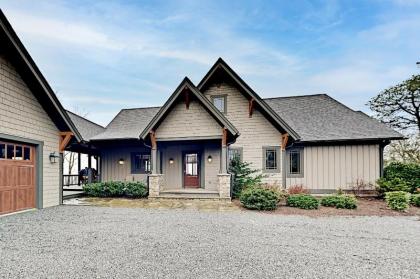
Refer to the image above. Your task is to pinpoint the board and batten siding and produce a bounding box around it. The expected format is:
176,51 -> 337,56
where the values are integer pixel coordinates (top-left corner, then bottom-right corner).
203,82 -> 283,185
155,99 -> 222,139
100,146 -> 149,182
286,144 -> 380,190
0,55 -> 61,207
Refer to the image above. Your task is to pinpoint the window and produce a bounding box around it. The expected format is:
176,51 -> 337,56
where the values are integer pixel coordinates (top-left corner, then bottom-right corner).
211,95 -> 226,113
185,154 -> 198,176
131,152 -> 151,174
228,147 -> 242,163
0,142 -> 32,161
263,147 -> 280,173
15,145 -> 23,160
24,147 -> 31,160
0,143 -> 5,159
287,148 -> 304,177
6,144 -> 14,159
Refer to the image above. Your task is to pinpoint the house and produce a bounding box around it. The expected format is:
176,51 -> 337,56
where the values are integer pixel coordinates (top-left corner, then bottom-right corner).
68,59 -> 403,199
0,10 -> 81,214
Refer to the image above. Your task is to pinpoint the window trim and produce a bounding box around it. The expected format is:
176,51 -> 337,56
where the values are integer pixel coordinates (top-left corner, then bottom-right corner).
131,152 -> 151,174
286,148 -> 304,178
228,146 -> 243,163
210,94 -> 227,114
262,146 -> 280,173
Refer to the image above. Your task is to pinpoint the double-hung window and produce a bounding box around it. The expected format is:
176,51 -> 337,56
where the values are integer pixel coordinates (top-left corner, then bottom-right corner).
287,148 -> 304,177
263,146 -> 280,173
228,147 -> 243,165
131,152 -> 151,174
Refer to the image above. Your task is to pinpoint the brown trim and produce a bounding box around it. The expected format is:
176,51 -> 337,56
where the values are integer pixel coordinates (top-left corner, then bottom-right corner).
281,133 -> 289,150
59,132 -> 73,152
150,130 -> 157,150
248,98 -> 254,117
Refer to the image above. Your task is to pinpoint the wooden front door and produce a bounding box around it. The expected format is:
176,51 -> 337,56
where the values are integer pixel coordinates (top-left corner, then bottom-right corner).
183,152 -> 200,188
0,141 -> 36,215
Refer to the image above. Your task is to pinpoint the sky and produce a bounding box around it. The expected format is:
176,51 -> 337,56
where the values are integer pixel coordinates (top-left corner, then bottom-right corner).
2,0 -> 420,126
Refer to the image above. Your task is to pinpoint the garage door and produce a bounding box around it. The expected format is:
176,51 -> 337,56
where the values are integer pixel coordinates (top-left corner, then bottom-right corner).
0,141 -> 36,215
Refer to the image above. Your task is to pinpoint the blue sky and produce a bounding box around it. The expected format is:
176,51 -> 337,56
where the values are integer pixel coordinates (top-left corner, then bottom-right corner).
2,0 -> 420,126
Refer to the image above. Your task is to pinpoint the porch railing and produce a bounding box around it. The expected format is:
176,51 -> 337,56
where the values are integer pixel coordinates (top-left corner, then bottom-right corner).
63,175 -> 79,187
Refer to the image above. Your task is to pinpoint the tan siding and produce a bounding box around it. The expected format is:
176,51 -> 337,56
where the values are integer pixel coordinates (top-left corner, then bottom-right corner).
156,99 -> 222,139
0,55 -> 60,208
203,82 -> 283,186
286,144 -> 380,190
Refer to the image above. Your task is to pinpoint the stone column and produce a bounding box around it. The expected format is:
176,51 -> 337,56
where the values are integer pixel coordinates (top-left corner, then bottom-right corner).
148,174 -> 162,198
218,173 -> 231,199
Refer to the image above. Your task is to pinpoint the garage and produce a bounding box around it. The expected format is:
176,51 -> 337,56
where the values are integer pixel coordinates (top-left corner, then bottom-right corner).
0,141 -> 36,214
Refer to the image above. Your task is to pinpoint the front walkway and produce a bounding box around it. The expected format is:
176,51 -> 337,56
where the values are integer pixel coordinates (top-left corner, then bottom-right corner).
1,206 -> 419,278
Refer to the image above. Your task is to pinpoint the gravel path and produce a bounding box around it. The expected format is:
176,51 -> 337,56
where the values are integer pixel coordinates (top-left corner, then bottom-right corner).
0,206 -> 419,279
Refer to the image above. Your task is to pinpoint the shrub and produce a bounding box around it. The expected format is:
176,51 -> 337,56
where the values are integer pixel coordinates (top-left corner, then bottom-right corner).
239,187 -> 280,210
321,195 -> 357,209
83,181 -> 147,198
376,178 -> 411,196
385,191 -> 411,211
229,156 -> 265,198
410,194 -> 420,207
349,179 -> 375,197
286,194 -> 319,210
287,185 -> 308,195
381,162 -> 420,193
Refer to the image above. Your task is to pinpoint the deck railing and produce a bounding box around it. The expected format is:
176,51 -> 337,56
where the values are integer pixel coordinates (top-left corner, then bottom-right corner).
63,175 -> 79,187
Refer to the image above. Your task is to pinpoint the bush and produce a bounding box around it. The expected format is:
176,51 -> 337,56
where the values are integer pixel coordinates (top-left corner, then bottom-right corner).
239,187 -> 280,210
385,191 -> 411,211
410,194 -> 420,207
83,181 -> 148,198
229,156 -> 264,198
287,185 -> 308,195
286,194 -> 319,210
321,195 -> 357,209
376,178 -> 411,196
381,162 -> 420,193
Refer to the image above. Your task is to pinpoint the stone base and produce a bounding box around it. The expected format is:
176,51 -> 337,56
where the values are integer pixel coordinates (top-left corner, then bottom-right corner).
218,173 -> 231,199
148,174 -> 163,198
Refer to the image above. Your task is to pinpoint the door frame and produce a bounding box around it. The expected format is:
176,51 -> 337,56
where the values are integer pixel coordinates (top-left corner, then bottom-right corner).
182,150 -> 203,188
0,133 -> 43,209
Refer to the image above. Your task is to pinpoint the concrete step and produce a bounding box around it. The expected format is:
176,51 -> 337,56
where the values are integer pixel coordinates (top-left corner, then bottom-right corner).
154,189 -> 226,200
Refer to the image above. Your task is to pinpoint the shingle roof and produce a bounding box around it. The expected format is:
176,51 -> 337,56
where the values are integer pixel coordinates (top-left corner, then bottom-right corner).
90,107 -> 161,140
264,94 -> 403,142
66,111 -> 105,141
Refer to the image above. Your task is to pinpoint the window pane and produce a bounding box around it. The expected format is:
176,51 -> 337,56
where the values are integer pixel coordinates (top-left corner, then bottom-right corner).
15,145 -> 23,160
213,97 -> 225,113
290,151 -> 300,174
24,147 -> 31,160
133,154 -> 141,170
6,145 -> 14,159
186,154 -> 198,175
265,149 -> 277,169
142,155 -> 151,172
0,143 -> 5,159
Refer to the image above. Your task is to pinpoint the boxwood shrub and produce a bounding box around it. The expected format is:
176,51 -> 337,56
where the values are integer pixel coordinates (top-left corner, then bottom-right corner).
321,195 -> 357,209
239,187 -> 280,210
83,181 -> 148,198
385,191 -> 411,211
377,162 -> 420,194
410,193 -> 420,207
286,194 -> 319,210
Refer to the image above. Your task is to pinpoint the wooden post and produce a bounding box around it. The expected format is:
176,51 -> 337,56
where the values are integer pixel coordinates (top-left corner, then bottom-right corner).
88,153 -> 92,184
221,128 -> 228,173
248,98 -> 254,117
77,152 -> 81,186
281,133 -> 289,151
281,133 -> 289,189
59,132 -> 73,152
150,130 -> 158,174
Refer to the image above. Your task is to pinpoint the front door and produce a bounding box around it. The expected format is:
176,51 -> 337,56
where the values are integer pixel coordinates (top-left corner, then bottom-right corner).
183,152 -> 200,188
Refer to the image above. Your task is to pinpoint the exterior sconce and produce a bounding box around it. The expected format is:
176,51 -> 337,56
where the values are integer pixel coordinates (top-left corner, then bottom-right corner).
169,158 -> 174,164
207,155 -> 212,163
118,158 -> 125,165
49,152 -> 59,164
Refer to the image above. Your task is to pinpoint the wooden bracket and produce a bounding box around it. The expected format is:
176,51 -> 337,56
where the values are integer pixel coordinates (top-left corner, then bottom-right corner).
59,132 -> 73,152
222,128 -> 228,147
184,88 -> 190,110
281,133 -> 289,151
248,98 -> 254,117
150,130 -> 157,150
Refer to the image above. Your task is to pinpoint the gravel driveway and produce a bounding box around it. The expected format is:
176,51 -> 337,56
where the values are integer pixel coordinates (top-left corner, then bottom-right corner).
1,206 -> 419,279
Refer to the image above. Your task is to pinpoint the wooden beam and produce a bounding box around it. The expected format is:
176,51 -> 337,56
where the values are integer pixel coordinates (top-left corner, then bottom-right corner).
59,131 -> 73,152
184,88 -> 190,110
281,133 -> 289,151
248,98 -> 254,117
222,128 -> 227,147
150,130 -> 157,150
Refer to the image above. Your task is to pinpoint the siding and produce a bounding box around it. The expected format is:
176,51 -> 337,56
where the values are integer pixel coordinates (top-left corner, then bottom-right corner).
286,144 -> 380,190
0,55 -> 60,207
156,99 -> 222,139
100,146 -> 149,182
203,82 -> 283,186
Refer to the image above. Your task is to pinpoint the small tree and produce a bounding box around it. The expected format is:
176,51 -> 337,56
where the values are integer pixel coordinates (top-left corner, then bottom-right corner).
228,156 -> 264,198
368,75 -> 420,133
385,135 -> 420,164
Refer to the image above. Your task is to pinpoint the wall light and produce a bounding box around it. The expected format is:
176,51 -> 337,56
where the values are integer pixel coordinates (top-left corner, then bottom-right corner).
49,152 -> 59,164
169,158 -> 174,164
207,155 -> 212,163
118,158 -> 125,165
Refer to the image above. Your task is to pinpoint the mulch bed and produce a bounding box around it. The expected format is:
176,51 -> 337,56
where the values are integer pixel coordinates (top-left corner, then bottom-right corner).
233,198 -> 420,217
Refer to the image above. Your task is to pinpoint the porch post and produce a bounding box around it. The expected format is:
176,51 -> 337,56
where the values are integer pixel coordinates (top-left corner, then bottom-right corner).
77,152 -> 81,186
150,131 -> 158,174
221,128 -> 228,173
88,153 -> 92,184
281,133 -> 289,189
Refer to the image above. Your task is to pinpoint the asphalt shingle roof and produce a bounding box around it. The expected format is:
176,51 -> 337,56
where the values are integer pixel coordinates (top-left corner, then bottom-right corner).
263,94 -> 403,142
66,111 -> 105,141
89,107 -> 161,140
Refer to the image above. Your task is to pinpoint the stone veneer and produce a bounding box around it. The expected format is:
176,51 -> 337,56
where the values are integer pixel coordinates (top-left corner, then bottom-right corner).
218,174 -> 231,199
148,174 -> 163,198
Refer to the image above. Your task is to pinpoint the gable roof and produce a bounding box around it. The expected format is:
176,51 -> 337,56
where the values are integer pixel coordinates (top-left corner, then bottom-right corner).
66,111 -> 105,141
139,77 -> 239,140
90,107 -> 161,141
197,58 -> 300,140
0,10 -> 82,141
264,94 -> 404,142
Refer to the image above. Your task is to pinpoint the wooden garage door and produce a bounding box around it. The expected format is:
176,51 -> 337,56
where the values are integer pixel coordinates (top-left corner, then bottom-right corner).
0,141 -> 35,215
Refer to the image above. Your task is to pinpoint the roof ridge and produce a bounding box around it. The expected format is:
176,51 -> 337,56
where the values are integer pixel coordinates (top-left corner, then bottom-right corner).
121,106 -> 162,111
66,110 -> 105,129
264,93 -> 327,100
